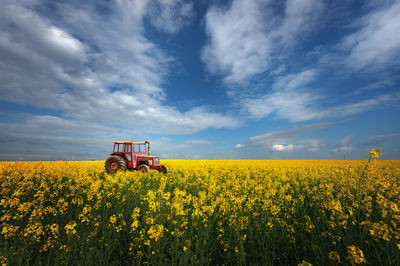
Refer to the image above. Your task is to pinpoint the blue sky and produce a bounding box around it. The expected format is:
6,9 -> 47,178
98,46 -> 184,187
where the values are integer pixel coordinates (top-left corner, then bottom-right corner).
0,0 -> 399,160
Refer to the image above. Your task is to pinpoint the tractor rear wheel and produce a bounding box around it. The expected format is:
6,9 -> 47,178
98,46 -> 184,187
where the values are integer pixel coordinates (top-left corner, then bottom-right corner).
105,155 -> 127,174
137,164 -> 149,173
161,165 -> 169,174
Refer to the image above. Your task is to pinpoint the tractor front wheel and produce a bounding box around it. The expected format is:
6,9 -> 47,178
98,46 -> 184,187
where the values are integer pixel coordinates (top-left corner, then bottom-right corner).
161,165 -> 169,174
105,155 -> 127,174
138,164 -> 149,173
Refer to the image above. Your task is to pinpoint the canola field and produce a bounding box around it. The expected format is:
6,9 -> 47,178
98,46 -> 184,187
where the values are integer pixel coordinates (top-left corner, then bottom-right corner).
0,149 -> 399,265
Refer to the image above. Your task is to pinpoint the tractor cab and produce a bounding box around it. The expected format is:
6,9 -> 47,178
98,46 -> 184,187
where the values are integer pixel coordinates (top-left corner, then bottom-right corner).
113,141 -> 150,156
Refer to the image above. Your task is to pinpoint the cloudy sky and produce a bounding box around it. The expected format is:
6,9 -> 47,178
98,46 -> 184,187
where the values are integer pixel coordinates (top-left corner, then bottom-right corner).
0,0 -> 399,160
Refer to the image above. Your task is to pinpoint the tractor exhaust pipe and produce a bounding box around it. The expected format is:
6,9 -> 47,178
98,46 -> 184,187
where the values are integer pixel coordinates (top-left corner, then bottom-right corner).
146,141 -> 150,155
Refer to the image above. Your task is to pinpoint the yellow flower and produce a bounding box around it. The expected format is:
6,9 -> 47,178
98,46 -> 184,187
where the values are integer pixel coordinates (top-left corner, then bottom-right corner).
109,215 -> 117,225
50,223 -> 59,235
65,221 -> 77,236
328,251 -> 341,263
0,255 -> 8,266
1,224 -> 19,239
368,148 -> 382,160
148,224 -> 164,241
347,246 -> 366,265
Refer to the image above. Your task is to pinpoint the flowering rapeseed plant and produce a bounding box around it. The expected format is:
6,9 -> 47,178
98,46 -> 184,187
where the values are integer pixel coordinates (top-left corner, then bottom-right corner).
347,245 -> 366,265
0,151 -> 399,265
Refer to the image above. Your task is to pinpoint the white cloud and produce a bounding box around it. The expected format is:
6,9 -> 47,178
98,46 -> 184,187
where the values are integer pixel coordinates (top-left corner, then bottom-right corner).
242,69 -> 395,122
219,1 -> 400,124
332,146 -> 352,153
0,1 -> 239,136
184,140 -> 213,145
242,69 -> 321,121
202,0 -> 323,83
271,140 -> 322,152
235,144 -> 244,148
272,144 -> 294,151
339,1 -> 400,70
0,115 -> 120,160
245,123 -> 328,152
358,133 -> 400,147
0,3 -> 86,62
249,123 -> 331,145
327,94 -> 393,118
272,69 -> 317,91
244,89 -> 393,122
332,135 -> 354,153
349,75 -> 400,95
302,139 -> 323,152
148,0 -> 193,33
339,135 -> 353,147
243,87 -> 321,122
0,115 -> 219,160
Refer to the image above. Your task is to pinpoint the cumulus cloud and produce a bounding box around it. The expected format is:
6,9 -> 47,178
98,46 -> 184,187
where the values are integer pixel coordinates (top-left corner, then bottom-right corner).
349,75 -> 400,96
245,123 -> 329,152
204,0 -> 400,124
184,140 -> 213,145
266,140 -> 322,152
339,1 -> 400,71
249,122 -> 331,144
148,0 -> 193,33
332,136 -> 353,153
339,135 -> 353,147
332,146 -> 352,153
0,114 -> 218,160
235,144 -> 244,149
0,0 -> 239,137
242,69 -> 319,121
272,144 -> 294,152
243,88 -> 321,122
242,69 -> 395,122
244,90 -> 393,122
358,133 -> 400,147
0,114 -> 121,160
202,0 -> 323,84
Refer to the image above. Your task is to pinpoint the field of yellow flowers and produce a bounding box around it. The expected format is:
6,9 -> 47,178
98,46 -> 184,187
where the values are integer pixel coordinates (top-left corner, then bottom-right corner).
1,149 -> 399,265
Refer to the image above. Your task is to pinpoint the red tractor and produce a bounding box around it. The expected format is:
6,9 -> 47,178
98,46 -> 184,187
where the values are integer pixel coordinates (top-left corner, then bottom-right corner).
105,141 -> 169,174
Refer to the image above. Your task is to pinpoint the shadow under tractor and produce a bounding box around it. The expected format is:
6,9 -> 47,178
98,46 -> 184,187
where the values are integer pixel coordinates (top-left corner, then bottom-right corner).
105,141 -> 168,174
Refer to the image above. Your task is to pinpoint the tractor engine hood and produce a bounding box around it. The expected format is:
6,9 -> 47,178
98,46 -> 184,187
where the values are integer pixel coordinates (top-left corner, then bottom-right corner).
136,155 -> 160,166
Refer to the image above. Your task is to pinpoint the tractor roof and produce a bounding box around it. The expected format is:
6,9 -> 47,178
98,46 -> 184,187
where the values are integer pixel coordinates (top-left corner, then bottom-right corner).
113,141 -> 149,144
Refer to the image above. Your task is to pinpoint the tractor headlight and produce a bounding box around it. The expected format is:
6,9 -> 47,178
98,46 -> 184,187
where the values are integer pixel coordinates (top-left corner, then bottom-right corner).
154,157 -> 160,165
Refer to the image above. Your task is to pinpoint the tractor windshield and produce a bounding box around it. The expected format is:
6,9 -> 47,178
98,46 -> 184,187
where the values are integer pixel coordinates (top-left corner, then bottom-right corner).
133,144 -> 147,154
113,143 -> 125,153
